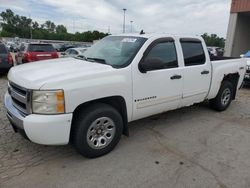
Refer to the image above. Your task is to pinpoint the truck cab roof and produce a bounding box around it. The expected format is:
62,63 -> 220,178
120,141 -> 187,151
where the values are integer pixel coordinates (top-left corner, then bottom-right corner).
112,33 -> 203,40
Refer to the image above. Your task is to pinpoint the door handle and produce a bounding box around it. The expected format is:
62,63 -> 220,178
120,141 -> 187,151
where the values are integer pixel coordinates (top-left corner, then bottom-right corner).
201,70 -> 210,75
170,75 -> 182,80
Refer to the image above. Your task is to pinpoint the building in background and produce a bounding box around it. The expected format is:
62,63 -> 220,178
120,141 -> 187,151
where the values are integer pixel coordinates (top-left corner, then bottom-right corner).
225,0 -> 250,57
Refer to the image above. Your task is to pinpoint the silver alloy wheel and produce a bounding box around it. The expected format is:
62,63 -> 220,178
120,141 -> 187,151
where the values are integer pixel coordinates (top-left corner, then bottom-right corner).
86,117 -> 116,149
221,88 -> 231,106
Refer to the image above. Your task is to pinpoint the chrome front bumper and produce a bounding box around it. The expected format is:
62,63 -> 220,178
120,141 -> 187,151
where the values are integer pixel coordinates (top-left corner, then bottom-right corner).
4,92 -> 26,130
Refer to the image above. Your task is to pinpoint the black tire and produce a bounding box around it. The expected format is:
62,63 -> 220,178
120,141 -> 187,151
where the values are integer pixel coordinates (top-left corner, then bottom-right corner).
209,81 -> 234,111
71,103 -> 123,158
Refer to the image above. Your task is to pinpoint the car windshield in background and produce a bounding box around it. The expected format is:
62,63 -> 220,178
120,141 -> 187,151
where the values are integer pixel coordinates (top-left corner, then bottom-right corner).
0,44 -> 8,54
83,36 -> 147,68
79,49 -> 87,53
28,44 -> 55,52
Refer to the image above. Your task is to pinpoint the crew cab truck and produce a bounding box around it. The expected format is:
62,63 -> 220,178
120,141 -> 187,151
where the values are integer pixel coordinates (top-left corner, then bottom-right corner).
4,34 -> 246,158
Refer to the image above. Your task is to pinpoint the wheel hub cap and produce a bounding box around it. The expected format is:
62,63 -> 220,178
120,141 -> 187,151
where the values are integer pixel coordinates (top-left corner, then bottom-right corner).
221,88 -> 231,106
87,117 -> 116,149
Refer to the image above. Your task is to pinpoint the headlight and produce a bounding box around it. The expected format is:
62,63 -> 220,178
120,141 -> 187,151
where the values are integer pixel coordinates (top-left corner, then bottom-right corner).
32,90 -> 65,114
247,65 -> 250,70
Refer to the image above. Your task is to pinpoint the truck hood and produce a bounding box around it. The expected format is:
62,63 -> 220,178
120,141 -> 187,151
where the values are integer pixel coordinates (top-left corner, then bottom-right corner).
8,57 -> 113,89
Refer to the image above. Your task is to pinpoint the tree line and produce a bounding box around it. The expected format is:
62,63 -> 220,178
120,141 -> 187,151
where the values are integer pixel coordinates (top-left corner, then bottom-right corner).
0,9 -> 108,42
0,9 -> 225,47
201,33 -> 225,48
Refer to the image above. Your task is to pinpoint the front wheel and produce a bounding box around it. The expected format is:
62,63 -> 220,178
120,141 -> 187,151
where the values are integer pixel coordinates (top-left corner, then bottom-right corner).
71,103 -> 123,158
209,81 -> 234,111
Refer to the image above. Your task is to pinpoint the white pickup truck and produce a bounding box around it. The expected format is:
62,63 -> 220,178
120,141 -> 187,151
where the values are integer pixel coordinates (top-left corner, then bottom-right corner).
4,34 -> 246,158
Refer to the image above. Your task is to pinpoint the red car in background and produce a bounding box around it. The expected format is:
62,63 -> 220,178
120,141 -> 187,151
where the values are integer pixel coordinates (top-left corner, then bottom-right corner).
16,43 -> 58,64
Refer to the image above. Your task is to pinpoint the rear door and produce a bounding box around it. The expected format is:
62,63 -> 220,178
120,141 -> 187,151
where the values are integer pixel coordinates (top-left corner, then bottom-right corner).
132,38 -> 183,120
179,38 -> 212,106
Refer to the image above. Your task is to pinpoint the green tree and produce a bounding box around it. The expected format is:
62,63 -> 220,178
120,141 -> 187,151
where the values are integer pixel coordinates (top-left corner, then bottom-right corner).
56,25 -> 67,34
201,33 -> 225,48
0,9 -> 108,42
42,20 -> 56,33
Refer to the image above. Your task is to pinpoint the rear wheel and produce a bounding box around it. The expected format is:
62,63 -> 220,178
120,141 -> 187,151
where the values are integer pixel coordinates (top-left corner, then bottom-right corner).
209,81 -> 234,111
71,103 -> 123,158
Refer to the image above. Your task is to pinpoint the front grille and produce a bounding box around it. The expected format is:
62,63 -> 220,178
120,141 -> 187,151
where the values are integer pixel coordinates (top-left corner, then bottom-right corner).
10,83 -> 27,96
8,82 -> 30,115
12,97 -> 26,109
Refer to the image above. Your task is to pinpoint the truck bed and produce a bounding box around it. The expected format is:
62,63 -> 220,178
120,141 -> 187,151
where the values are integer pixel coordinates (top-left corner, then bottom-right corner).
210,56 -> 239,61
207,58 -> 246,100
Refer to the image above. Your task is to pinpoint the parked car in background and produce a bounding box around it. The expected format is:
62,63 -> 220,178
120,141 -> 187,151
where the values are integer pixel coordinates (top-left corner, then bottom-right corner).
58,43 -> 75,52
52,43 -> 64,52
207,46 -> 224,57
16,43 -> 59,64
74,43 -> 92,48
61,47 -> 88,58
6,41 -> 19,52
0,43 -> 13,73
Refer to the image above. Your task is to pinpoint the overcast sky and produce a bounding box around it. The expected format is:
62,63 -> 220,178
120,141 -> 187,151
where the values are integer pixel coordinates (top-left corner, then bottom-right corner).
0,0 -> 231,37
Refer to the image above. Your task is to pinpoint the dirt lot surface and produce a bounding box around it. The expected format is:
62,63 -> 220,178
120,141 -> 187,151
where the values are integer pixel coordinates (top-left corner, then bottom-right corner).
0,75 -> 250,188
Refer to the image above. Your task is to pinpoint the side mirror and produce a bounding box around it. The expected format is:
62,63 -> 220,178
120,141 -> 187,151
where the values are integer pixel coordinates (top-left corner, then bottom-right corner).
139,58 -> 165,73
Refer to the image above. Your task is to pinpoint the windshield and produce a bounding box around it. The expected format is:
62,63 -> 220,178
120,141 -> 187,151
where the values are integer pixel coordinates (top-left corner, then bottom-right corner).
83,36 -> 147,68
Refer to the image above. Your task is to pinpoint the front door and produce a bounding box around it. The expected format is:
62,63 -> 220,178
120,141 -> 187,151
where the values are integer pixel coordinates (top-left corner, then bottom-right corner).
132,38 -> 183,121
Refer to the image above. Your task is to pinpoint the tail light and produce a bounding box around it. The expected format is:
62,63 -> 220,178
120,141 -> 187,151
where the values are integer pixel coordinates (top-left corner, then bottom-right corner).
8,53 -> 13,65
52,52 -> 59,58
24,53 -> 32,62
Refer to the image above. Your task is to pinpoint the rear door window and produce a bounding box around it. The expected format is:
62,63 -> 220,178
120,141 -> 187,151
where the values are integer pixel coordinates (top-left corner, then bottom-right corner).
180,39 -> 206,66
0,44 -> 8,54
28,44 -> 55,52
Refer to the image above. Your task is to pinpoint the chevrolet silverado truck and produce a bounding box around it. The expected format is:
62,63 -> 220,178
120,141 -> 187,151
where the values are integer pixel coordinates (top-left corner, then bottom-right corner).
4,34 -> 246,158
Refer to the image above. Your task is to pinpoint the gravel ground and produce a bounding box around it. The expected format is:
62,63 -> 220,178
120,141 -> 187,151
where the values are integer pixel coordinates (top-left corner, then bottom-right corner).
0,75 -> 250,188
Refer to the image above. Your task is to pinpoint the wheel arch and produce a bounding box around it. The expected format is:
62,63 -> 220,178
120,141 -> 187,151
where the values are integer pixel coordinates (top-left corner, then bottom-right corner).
72,96 -> 129,137
222,73 -> 240,100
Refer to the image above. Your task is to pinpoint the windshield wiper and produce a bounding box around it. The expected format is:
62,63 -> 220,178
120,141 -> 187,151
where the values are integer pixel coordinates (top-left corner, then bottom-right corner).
75,55 -> 87,60
86,57 -> 107,65
76,56 -> 113,67
86,57 -> 114,67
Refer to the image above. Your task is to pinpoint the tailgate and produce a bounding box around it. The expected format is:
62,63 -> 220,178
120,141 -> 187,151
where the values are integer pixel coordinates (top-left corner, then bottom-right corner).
31,52 -> 54,61
28,44 -> 58,61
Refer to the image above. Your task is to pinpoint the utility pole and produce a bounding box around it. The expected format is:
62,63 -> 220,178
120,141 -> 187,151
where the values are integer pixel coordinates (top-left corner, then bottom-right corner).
29,14 -> 32,39
130,21 -> 133,33
122,8 -> 127,33
73,18 -> 75,34
0,17 -> 3,33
